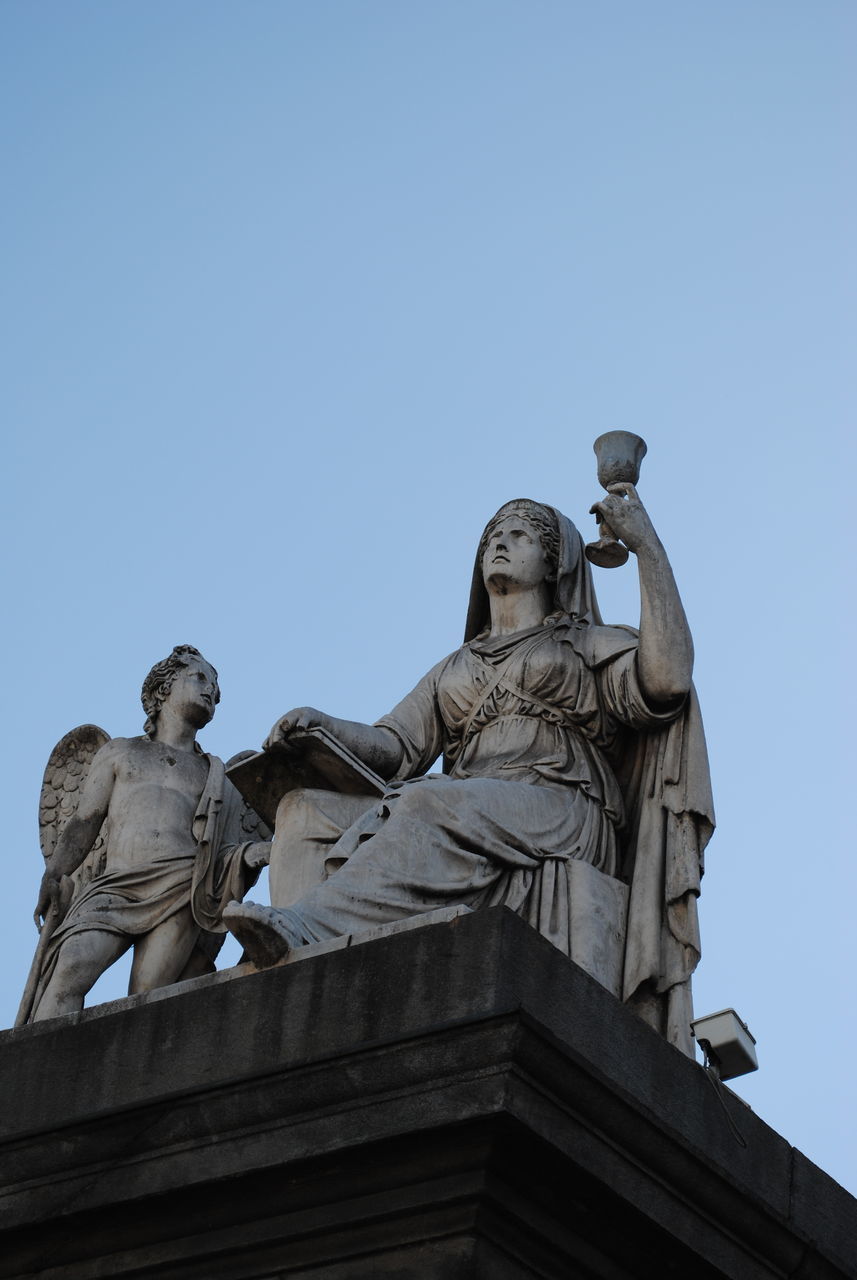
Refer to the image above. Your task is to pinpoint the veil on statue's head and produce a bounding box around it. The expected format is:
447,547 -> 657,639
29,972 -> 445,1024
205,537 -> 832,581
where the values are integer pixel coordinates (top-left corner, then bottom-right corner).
464,498 -> 604,642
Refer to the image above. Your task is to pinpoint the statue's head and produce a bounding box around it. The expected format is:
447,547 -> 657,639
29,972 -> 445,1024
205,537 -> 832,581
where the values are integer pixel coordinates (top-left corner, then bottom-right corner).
477,499 -> 560,586
465,499 -> 601,642
141,645 -> 220,738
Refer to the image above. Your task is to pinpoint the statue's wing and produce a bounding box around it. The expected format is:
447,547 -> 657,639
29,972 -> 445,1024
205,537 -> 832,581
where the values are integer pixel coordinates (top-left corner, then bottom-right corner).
39,725 -> 111,894
17,725 -> 112,1027
225,750 -> 274,842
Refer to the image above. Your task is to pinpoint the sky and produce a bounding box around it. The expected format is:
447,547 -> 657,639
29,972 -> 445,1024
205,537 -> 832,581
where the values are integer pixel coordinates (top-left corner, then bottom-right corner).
1,0 -> 855,1196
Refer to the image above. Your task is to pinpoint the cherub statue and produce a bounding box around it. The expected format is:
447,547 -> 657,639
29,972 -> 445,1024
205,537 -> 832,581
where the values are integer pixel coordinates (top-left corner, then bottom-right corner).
17,645 -> 271,1024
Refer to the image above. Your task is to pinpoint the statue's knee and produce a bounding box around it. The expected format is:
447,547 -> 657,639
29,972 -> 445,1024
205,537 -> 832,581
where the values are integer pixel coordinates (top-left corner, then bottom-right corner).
50,937 -> 95,992
393,781 -> 447,819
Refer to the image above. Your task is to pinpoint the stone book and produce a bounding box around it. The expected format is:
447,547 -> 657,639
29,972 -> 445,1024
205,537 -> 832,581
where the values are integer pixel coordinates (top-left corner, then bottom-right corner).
226,728 -> 386,828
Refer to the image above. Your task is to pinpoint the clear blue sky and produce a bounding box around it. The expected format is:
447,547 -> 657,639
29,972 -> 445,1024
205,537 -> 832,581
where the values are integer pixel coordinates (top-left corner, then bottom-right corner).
2,1 -> 855,1195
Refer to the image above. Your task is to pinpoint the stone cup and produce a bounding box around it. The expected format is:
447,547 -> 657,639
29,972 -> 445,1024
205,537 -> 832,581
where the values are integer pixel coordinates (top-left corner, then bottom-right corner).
584,431 -> 648,568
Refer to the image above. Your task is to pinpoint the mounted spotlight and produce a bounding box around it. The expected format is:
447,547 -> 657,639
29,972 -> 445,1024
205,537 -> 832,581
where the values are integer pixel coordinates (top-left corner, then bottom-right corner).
691,1008 -> 758,1081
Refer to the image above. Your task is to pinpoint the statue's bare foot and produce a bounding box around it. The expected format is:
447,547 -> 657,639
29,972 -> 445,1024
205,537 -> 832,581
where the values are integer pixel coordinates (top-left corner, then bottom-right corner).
223,901 -> 302,969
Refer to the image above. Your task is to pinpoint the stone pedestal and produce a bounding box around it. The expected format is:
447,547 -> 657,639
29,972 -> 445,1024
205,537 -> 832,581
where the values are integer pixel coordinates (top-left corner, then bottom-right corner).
1,908 -> 854,1278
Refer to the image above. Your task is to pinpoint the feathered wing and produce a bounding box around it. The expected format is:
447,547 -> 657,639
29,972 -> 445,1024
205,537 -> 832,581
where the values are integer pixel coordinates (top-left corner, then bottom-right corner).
39,724 -> 112,905
16,725 -> 112,1026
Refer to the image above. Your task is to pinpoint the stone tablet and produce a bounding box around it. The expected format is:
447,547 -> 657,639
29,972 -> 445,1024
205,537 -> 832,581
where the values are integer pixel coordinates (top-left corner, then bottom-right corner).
227,727 -> 386,830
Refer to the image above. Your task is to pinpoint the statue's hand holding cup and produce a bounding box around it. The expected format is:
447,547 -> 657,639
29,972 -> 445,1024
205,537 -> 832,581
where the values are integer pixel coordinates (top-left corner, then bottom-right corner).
591,482 -> 658,558
585,431 -> 648,568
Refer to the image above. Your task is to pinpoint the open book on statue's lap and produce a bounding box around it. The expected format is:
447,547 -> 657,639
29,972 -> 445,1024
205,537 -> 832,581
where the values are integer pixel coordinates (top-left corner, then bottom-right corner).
226,727 -> 386,830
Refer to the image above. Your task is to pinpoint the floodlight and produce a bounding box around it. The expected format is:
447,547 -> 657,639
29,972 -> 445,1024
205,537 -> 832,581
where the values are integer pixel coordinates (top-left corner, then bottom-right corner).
691,1008 -> 758,1081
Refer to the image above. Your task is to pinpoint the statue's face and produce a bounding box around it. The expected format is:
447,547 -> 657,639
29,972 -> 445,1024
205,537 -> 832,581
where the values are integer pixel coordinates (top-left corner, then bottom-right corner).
164,656 -> 218,729
481,515 -> 551,592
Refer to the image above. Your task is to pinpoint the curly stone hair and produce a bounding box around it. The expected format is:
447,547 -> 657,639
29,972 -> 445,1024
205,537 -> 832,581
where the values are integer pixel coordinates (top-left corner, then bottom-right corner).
140,645 -> 220,738
477,499 -> 560,580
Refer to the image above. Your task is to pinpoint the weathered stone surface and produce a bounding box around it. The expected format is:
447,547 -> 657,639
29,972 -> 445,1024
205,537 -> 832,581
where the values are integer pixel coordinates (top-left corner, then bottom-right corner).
585,428 -> 648,566
228,489 -> 713,1054
18,646 -> 270,1025
1,908 -> 853,1279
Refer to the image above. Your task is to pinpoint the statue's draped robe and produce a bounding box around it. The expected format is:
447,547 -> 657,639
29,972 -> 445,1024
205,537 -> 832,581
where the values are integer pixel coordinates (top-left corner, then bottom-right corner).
31,756 -> 255,1016
274,615 -> 713,1053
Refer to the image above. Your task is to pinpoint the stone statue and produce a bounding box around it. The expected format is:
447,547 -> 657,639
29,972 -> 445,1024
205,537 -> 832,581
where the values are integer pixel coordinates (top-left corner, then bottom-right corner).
225,482 -> 714,1055
17,646 -> 271,1024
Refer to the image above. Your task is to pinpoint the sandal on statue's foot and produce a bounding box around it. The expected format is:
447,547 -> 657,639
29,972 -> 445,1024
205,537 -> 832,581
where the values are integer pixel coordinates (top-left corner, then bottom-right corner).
223,901 -> 302,969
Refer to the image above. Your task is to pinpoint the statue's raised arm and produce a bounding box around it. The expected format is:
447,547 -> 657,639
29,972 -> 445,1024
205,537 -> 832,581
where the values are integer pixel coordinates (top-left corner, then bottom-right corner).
591,481 -> 693,704
226,453 -> 713,1057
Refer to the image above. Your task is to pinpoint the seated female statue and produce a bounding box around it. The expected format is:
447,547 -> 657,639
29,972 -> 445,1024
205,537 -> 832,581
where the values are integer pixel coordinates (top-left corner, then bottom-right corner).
225,485 -> 713,1053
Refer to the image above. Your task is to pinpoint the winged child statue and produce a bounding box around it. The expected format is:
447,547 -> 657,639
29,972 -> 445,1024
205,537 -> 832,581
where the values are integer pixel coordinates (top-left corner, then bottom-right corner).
16,645 -> 271,1025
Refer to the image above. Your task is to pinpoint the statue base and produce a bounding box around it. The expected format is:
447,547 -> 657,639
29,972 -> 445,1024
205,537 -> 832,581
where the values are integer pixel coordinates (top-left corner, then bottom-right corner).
1,907 -> 854,1278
